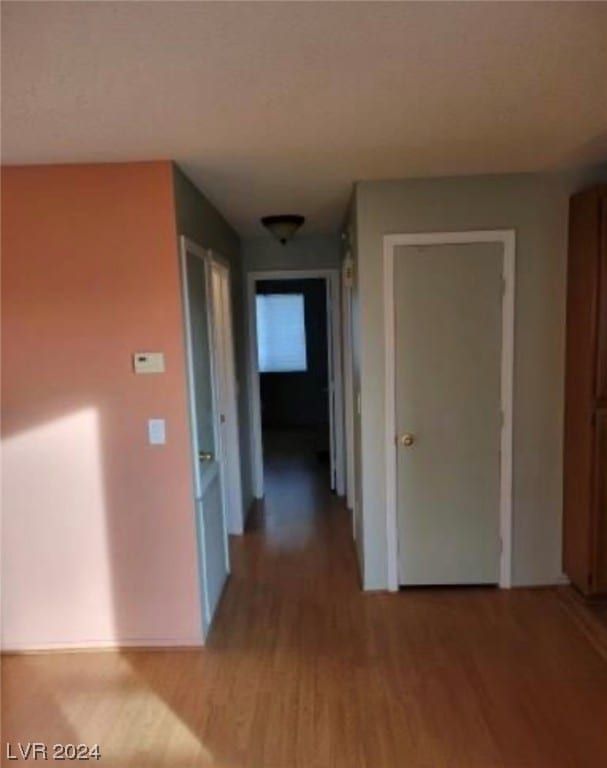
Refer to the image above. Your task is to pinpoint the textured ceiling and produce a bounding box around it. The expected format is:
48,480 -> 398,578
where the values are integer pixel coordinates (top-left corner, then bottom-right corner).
2,1 -> 606,235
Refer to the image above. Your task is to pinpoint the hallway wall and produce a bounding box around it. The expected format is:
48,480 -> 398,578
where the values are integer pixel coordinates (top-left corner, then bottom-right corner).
353,166 -> 607,590
172,166 -> 252,516
342,194 -> 364,579
1,162 -> 202,649
243,234 -> 341,272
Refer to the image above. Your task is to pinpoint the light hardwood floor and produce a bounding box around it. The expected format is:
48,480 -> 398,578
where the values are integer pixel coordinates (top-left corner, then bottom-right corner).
3,430 -> 607,767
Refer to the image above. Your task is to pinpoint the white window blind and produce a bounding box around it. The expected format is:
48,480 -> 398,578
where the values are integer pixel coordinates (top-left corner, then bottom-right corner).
256,293 -> 308,373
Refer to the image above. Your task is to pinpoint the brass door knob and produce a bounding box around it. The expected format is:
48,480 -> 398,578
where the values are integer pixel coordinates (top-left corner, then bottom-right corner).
398,433 -> 415,447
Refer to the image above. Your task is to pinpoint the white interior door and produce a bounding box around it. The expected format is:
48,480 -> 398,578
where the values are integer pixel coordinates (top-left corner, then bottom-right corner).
210,259 -> 244,535
181,239 -> 229,638
395,242 -> 503,585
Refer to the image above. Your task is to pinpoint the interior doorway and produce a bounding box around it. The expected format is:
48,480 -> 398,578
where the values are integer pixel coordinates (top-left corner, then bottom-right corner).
247,269 -> 345,500
383,230 -> 515,591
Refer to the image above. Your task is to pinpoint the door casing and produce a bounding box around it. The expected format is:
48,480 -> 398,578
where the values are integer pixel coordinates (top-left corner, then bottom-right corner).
383,230 -> 516,591
247,269 -> 345,499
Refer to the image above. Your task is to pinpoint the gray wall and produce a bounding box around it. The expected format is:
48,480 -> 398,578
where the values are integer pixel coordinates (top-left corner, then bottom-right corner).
243,234 -> 341,273
342,196 -> 365,581
172,164 -> 254,516
354,167 -> 607,590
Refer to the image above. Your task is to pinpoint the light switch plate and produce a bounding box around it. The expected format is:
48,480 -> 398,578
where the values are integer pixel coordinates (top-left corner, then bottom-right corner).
134,352 -> 165,374
148,419 -> 166,445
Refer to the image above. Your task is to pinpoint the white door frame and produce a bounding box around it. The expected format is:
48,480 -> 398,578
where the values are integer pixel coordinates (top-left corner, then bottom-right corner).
383,230 -> 515,591
247,269 -> 345,499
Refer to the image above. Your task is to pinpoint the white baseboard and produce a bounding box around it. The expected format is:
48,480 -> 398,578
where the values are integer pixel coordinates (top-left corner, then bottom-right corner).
1,636 -> 204,654
511,573 -> 570,588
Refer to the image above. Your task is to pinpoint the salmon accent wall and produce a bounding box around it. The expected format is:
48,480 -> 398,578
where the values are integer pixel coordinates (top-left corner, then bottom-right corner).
1,162 -> 202,649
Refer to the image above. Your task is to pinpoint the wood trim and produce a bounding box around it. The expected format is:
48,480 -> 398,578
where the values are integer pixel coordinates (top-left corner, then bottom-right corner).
555,586 -> 607,663
563,188 -> 604,593
383,230 -> 516,591
595,195 -> 607,402
592,410 -> 607,593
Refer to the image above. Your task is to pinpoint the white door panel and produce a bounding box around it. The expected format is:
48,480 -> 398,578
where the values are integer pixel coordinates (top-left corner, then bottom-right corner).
181,240 -> 229,638
211,261 -> 244,535
197,470 -> 226,622
395,242 -> 503,585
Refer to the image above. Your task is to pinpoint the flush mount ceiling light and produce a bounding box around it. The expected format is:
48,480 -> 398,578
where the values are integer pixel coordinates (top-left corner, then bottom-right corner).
261,214 -> 305,245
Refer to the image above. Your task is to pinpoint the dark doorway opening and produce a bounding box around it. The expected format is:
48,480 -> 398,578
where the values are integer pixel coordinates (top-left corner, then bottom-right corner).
255,278 -> 331,485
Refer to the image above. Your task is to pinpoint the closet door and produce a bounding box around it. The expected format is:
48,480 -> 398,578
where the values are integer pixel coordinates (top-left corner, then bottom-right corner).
564,186 -> 607,597
596,196 -> 607,403
563,191 -> 599,591
593,410 -> 607,593
181,238 -> 230,639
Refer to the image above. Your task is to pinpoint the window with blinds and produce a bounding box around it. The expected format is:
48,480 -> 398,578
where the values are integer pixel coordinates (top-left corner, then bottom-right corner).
256,293 -> 308,373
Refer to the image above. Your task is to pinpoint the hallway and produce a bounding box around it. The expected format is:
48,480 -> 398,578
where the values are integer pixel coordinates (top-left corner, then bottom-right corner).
4,445 -> 607,767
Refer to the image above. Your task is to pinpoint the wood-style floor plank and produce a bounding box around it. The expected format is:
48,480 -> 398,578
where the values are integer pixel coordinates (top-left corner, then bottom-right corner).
3,430 -> 607,767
